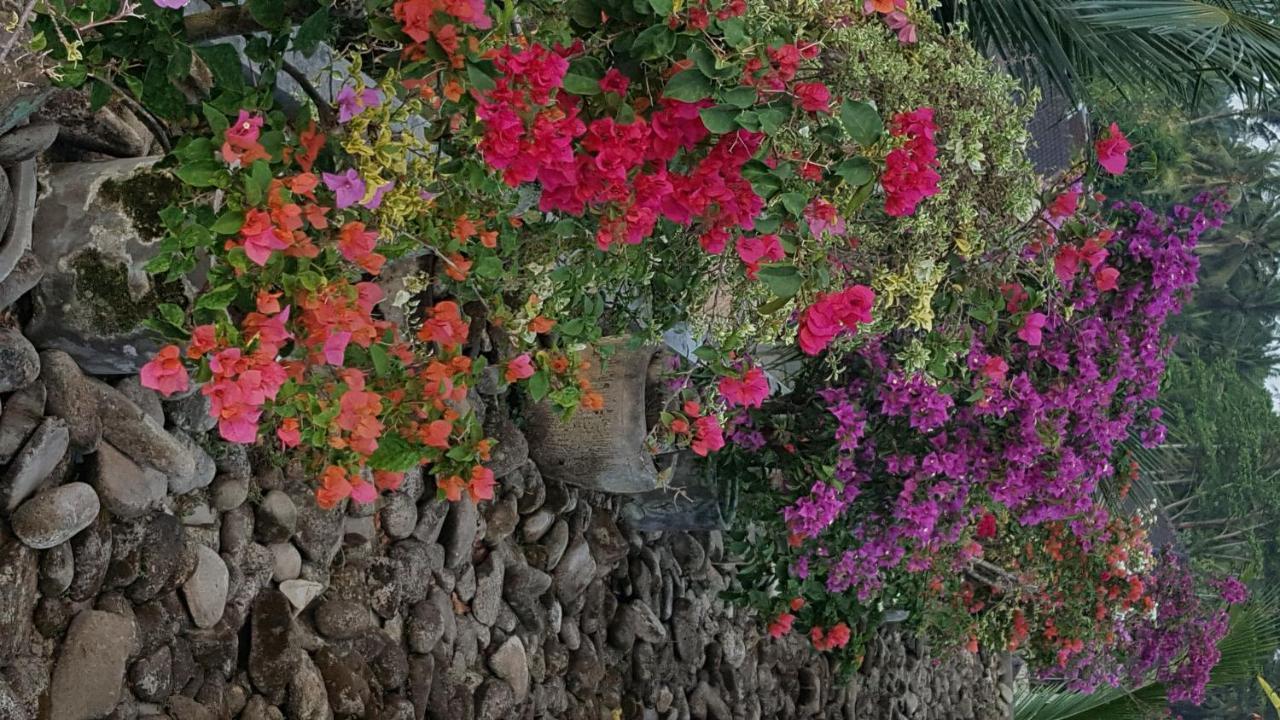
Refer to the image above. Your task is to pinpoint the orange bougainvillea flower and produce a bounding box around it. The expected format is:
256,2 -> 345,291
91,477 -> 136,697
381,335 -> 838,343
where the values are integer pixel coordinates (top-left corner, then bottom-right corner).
444,252 -> 472,281
478,230 -> 498,248
438,474 -> 466,502
528,316 -> 555,334
296,122 -> 326,173
475,439 -> 492,462
289,172 -> 319,197
467,466 -> 495,503
422,419 -> 453,448
549,354 -> 570,374
317,465 -> 353,509
418,300 -> 470,350
443,78 -> 464,102
452,215 -> 477,243
582,390 -> 605,411
374,470 -> 404,492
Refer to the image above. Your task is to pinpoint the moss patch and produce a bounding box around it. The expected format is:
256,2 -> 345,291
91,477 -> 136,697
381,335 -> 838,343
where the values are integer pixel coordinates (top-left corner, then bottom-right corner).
98,170 -> 183,241
69,249 -> 186,333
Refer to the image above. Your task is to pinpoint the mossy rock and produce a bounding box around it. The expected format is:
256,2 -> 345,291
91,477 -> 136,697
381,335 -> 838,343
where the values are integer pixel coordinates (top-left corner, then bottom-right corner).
26,157 -> 197,375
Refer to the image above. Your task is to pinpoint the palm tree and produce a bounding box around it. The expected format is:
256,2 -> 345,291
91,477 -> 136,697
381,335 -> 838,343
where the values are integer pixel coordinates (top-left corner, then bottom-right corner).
935,1 -> 1280,108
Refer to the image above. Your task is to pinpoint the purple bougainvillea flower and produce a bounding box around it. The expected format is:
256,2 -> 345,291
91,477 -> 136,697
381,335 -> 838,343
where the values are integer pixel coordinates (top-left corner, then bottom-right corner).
362,181 -> 395,210
336,87 -> 385,124
153,0 -> 190,8
322,169 -> 366,209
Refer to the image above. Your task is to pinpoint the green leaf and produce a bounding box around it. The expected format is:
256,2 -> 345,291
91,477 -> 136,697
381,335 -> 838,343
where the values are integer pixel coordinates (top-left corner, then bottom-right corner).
212,210 -> 244,235
247,0 -> 287,30
370,344 -> 390,377
142,62 -> 187,120
722,86 -> 757,108
568,0 -> 600,26
834,157 -> 874,186
663,69 -> 714,102
840,99 -> 883,145
719,18 -> 748,48
174,161 -> 224,188
196,44 -> 244,92
632,24 -> 676,60
693,346 -> 720,364
157,303 -> 186,328
779,192 -> 808,216
195,284 -> 239,312
466,62 -> 496,92
561,73 -> 601,95
757,263 -> 802,299
757,296 -> 791,315
202,103 -> 228,137
369,435 -> 421,473
244,160 -> 272,206
647,0 -> 672,15
88,79 -> 112,111
473,256 -> 503,279
756,106 -> 788,135
699,106 -> 738,134
528,372 -> 550,402
293,7 -> 331,57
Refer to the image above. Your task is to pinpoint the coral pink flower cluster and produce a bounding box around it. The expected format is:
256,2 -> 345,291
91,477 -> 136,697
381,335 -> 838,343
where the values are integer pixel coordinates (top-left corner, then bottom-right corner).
797,285 -> 876,355
881,107 -> 940,217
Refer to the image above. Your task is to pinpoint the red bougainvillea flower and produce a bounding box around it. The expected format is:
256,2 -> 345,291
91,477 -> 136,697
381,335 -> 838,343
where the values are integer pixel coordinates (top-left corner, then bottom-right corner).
276,418 -> 301,448
438,474 -> 466,502
767,612 -> 795,639
790,597 -> 805,612
798,285 -> 876,355
1049,188 -> 1081,220
317,465 -> 353,509
1095,123 -> 1132,175
468,466 -> 496,503
505,354 -> 535,383
793,82 -> 832,113
691,415 -> 725,456
1095,267 -> 1120,292
187,325 -> 218,360
374,471 -> 404,492
980,356 -> 1008,384
735,234 -> 785,280
1054,245 -> 1081,284
1018,312 -> 1047,346
976,513 -> 998,539
719,366 -> 770,408
599,68 -> 630,96
140,345 -> 189,397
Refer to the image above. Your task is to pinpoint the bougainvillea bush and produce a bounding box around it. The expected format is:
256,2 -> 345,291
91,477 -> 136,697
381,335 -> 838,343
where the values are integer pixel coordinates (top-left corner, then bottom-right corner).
27,0 -> 1243,704
30,0 -> 1002,507
718,173 -> 1246,701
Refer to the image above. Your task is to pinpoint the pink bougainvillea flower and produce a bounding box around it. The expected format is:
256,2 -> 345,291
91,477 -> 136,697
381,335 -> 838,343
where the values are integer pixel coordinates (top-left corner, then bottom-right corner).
883,11 -> 917,44
323,331 -> 352,366
187,324 -> 218,360
599,68 -> 630,96
1018,312 -> 1047,346
153,0 -> 189,8
220,110 -> 268,168
322,169 -> 367,209
1054,245 -> 1081,283
505,354 -> 535,383
1094,266 -> 1120,291
349,479 -> 378,504
792,82 -> 831,113
276,418 -> 301,448
798,285 -> 875,355
317,465 -> 353,509
805,198 -> 846,238
1049,188 -> 1081,220
1095,122 -> 1132,175
719,366 -> 770,408
239,209 -> 289,266
140,345 -> 189,397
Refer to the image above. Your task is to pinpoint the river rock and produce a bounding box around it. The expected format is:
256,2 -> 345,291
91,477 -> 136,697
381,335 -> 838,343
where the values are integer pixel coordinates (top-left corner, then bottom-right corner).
182,545 -> 228,629
270,542 -> 302,582
441,498 -> 477,569
553,536 -> 596,605
0,251 -> 43,309
0,378 -> 44,464
0,539 -> 37,664
279,579 -> 324,615
68,511 -> 112,601
380,492 -> 418,540
0,416 -> 68,511
315,599 -> 375,640
0,161 -> 34,288
129,645 -> 173,704
38,542 -> 74,596
46,609 -> 136,720
0,122 -> 57,166
95,381 -> 195,478
35,89 -> 153,159
114,375 -> 163,424
91,441 -> 165,520
39,349 -> 102,453
487,636 -> 530,703
11,482 -> 100,550
256,490 -> 297,544
249,590 -> 296,703
0,326 -> 39,393
287,653 -> 333,720
167,429 -> 215,495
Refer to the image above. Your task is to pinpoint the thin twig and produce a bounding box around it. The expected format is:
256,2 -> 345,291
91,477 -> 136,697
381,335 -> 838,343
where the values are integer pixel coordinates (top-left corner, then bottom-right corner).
0,0 -> 37,64
281,60 -> 335,128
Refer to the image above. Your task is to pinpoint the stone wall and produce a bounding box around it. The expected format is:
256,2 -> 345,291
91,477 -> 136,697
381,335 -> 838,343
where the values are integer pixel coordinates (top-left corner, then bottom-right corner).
0,93 -> 1012,720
